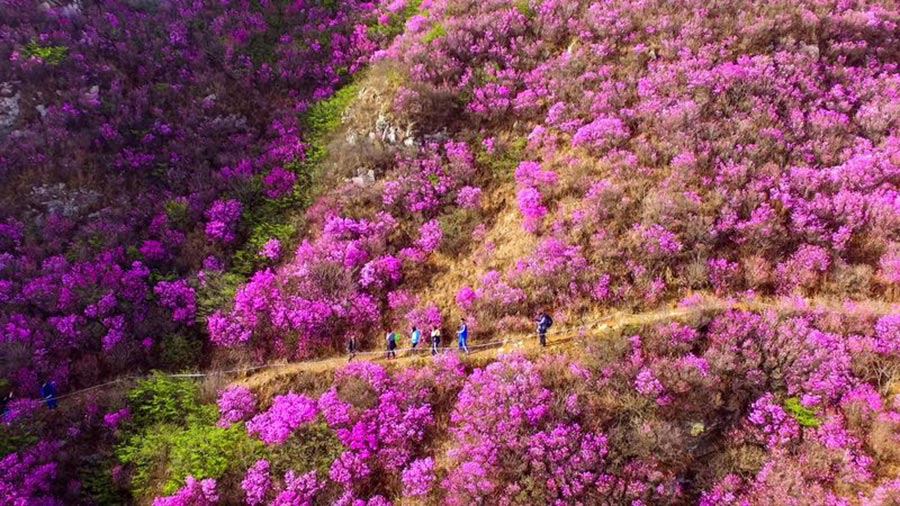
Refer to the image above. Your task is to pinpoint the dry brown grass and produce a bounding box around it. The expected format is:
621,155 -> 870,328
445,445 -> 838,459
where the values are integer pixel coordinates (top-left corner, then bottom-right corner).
418,180 -> 538,324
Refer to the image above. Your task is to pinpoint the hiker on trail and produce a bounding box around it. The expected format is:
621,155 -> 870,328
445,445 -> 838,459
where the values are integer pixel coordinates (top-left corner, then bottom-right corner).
40,380 -> 58,410
386,330 -> 398,359
1,392 -> 11,419
536,311 -> 553,347
457,319 -> 469,354
411,326 -> 421,349
348,335 -> 358,362
430,327 -> 441,356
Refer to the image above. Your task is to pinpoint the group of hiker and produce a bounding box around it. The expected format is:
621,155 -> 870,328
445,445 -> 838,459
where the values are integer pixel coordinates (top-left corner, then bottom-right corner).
9,314 -> 556,413
352,311 -> 553,361
382,318 -> 467,359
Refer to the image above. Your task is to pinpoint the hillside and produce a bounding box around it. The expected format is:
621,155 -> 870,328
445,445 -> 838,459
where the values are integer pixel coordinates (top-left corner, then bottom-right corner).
3,0 -> 900,504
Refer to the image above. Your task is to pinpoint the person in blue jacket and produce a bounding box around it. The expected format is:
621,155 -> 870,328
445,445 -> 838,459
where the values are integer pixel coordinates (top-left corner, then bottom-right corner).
411,326 -> 421,349
457,318 -> 469,354
40,380 -> 58,409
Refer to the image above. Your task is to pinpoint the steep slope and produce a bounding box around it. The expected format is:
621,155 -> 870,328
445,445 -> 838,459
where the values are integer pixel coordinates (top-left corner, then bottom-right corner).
4,0 -> 900,505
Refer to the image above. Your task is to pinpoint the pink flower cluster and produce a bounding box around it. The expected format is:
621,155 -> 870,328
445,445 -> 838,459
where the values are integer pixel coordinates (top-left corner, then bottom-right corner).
153,280 -> 197,325
153,476 -> 219,506
216,385 -> 257,429
205,200 -> 243,244
246,393 -> 319,445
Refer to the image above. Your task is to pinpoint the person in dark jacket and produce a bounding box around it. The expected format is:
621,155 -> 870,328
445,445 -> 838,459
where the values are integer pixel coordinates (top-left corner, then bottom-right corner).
430,327 -> 441,356
386,330 -> 398,359
1,391 -> 11,419
40,380 -> 58,409
348,335 -> 358,362
536,311 -> 553,347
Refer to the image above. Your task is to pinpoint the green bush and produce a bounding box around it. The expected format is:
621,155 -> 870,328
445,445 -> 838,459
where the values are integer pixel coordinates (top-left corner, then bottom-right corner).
423,22 -> 447,44
784,397 -> 822,428
439,208 -> 479,257
368,0 -> 423,39
164,408 -> 263,494
80,455 -> 131,506
196,271 -> 246,318
476,136 -> 526,181
515,0 -> 535,19
117,400 -> 264,499
305,83 -> 360,143
115,424 -> 173,498
268,422 -> 343,478
126,373 -> 201,427
0,423 -> 41,458
164,200 -> 190,228
22,41 -> 68,65
159,333 -> 203,372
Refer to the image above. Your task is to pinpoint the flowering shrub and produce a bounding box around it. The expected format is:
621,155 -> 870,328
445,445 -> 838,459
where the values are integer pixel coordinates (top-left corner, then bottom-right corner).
263,168 -> 297,200
241,460 -> 272,506
152,476 -> 218,506
246,393 -> 319,445
416,219 -> 443,254
259,239 -> 282,261
205,200 -> 243,245
216,385 -> 257,429
0,441 -> 62,505
154,280 -> 197,325
401,457 -> 435,498
103,408 -> 132,432
455,186 -> 482,210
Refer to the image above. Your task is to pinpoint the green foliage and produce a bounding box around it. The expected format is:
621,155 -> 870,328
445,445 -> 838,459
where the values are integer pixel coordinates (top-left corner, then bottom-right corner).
22,41 -> 68,65
0,423 -> 41,458
126,373 -> 201,427
164,200 -> 190,228
515,0 -> 535,19
159,333 -> 203,372
231,216 -> 297,275
304,83 -> 360,143
784,397 -> 822,428
163,408 -> 264,494
439,208 -> 479,257
117,396 -> 264,499
268,422 -> 343,478
515,3 -> 533,19
80,455 -> 130,506
115,425 -> 173,498
476,136 -> 527,181
423,22 -> 447,44
197,271 -> 246,318
368,0 -> 423,39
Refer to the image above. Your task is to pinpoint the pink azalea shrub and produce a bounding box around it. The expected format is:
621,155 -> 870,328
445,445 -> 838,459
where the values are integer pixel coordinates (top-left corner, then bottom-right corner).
246,393 -> 319,445
216,385 -> 257,429
241,460 -> 272,506
154,280 -> 197,325
443,354 -> 612,505
205,200 -> 243,245
259,239 -> 282,261
152,476 -> 218,506
401,457 -> 435,498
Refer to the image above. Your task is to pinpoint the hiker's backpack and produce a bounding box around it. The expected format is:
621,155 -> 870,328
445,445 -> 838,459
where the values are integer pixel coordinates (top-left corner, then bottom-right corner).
544,314 -> 553,328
